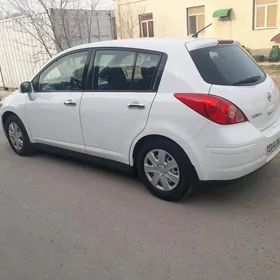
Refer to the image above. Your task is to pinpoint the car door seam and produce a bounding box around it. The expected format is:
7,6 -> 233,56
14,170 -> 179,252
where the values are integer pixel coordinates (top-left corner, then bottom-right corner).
128,91 -> 158,166
78,91 -> 87,151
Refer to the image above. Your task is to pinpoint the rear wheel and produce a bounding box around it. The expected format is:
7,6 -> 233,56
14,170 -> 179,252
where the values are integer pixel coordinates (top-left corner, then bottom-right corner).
5,115 -> 34,156
137,139 -> 197,201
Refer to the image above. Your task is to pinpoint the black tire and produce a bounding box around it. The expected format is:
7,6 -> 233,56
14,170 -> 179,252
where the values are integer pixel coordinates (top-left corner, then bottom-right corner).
136,138 -> 197,201
5,114 -> 34,156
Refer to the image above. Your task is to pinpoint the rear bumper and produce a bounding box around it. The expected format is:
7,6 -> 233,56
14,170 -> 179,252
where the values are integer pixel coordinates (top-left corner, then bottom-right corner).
189,119 -> 280,181
203,147 -> 267,181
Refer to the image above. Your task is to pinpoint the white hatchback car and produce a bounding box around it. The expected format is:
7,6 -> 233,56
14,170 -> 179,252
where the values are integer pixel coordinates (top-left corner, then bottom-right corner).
1,37 -> 280,201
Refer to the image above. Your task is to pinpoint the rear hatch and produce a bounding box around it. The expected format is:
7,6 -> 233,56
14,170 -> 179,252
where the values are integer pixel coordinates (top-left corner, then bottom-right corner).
187,41 -> 280,131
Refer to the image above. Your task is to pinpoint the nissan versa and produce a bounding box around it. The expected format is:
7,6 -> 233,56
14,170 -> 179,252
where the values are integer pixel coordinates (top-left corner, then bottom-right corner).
1,37 -> 280,201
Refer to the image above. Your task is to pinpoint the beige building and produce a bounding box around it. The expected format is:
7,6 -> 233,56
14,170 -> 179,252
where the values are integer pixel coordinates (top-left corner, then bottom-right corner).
114,0 -> 279,53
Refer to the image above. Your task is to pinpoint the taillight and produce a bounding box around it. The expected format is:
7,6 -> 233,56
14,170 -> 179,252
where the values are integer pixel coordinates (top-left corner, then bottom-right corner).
174,93 -> 248,125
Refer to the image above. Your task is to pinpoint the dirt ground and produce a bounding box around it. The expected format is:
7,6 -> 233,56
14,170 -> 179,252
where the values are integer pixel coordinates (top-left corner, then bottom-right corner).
260,63 -> 280,84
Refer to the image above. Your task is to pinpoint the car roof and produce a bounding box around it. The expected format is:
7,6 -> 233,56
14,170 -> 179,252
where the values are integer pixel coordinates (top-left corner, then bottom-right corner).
60,37 -> 225,55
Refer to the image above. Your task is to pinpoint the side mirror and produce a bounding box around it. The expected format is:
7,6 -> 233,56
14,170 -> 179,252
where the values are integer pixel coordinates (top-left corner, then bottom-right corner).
19,81 -> 32,93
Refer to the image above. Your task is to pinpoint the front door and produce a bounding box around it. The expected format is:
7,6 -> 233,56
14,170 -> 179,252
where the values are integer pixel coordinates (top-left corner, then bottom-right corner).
26,50 -> 90,152
80,48 -> 163,163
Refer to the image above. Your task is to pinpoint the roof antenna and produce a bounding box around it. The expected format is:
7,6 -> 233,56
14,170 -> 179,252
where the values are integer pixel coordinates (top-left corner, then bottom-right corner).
192,23 -> 212,38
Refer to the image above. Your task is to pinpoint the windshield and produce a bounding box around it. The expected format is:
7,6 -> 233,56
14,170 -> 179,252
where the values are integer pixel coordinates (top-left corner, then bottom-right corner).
190,44 -> 266,86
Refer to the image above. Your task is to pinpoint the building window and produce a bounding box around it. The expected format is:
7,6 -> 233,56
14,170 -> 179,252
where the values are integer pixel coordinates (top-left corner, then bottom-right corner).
187,6 -> 205,35
139,13 -> 154,37
254,0 -> 277,29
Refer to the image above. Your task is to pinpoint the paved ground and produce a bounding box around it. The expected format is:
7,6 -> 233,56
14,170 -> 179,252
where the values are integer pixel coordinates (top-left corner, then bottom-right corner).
0,131 -> 280,280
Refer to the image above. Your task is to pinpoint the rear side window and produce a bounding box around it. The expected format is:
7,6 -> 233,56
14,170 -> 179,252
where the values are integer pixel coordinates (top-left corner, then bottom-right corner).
190,45 -> 266,86
92,49 -> 161,91
94,50 -> 135,91
134,52 -> 161,90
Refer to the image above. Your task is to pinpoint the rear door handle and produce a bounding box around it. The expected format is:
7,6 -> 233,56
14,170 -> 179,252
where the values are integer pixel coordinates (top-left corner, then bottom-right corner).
127,102 -> 145,109
64,99 -> 77,106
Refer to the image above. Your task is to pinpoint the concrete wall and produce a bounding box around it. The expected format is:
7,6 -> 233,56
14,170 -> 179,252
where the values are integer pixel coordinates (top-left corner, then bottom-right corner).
115,0 -> 153,39
51,9 -> 114,50
0,14 -> 54,89
0,10 -> 115,88
114,0 -> 280,52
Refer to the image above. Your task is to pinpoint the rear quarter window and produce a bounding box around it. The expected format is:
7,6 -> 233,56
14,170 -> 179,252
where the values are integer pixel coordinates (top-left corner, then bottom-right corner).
190,44 -> 266,86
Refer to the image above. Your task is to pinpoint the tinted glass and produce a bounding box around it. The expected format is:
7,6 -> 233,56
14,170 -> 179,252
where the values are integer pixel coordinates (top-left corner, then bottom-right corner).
38,51 -> 88,92
92,50 -> 161,92
140,14 -> 153,21
142,22 -> 148,37
93,50 -> 135,91
188,15 -> 197,34
148,21 -> 154,37
190,45 -> 265,86
132,52 -> 161,91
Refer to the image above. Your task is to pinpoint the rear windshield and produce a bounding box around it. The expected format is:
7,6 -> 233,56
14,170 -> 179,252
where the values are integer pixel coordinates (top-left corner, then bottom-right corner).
190,44 -> 266,86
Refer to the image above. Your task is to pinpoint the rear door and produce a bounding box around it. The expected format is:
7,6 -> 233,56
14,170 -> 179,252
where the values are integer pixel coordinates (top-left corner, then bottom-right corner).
80,48 -> 166,164
188,42 -> 280,131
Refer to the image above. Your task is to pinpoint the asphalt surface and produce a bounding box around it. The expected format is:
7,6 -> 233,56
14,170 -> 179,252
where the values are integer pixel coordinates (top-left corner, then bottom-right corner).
0,131 -> 280,280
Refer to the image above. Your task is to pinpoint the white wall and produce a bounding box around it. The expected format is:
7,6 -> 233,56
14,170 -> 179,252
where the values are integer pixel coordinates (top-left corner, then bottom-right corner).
0,15 -> 55,88
0,10 -> 115,89
115,0 -> 280,51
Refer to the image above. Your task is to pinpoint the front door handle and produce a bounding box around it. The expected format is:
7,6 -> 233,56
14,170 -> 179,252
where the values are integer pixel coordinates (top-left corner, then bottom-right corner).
127,102 -> 145,109
64,99 -> 77,106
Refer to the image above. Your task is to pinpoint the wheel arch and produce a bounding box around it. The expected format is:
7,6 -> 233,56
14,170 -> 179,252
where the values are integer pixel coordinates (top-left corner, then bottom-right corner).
131,134 -> 199,179
1,110 -> 32,142
2,111 -> 20,137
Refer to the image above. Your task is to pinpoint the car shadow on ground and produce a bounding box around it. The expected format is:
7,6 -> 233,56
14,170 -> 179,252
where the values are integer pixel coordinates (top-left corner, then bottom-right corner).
33,148 -> 280,207
183,163 -> 279,207
37,149 -> 134,176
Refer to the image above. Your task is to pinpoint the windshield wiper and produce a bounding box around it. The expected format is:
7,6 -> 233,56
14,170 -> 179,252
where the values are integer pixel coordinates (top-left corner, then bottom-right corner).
233,75 -> 261,86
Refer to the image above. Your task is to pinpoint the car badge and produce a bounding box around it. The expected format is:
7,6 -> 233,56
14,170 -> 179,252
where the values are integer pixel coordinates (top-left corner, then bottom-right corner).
267,92 -> 272,102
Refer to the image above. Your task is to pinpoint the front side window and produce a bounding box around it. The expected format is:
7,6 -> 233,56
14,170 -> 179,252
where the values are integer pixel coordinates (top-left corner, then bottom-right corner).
37,51 -> 89,92
254,0 -> 277,29
139,13 -> 154,38
93,49 -> 161,91
187,6 -> 205,35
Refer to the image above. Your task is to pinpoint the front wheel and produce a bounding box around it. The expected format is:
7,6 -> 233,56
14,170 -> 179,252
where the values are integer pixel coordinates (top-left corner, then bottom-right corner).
137,139 -> 197,201
5,115 -> 34,156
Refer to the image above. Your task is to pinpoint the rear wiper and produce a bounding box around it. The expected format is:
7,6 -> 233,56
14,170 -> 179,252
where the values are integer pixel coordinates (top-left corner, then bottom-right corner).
233,75 -> 261,86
